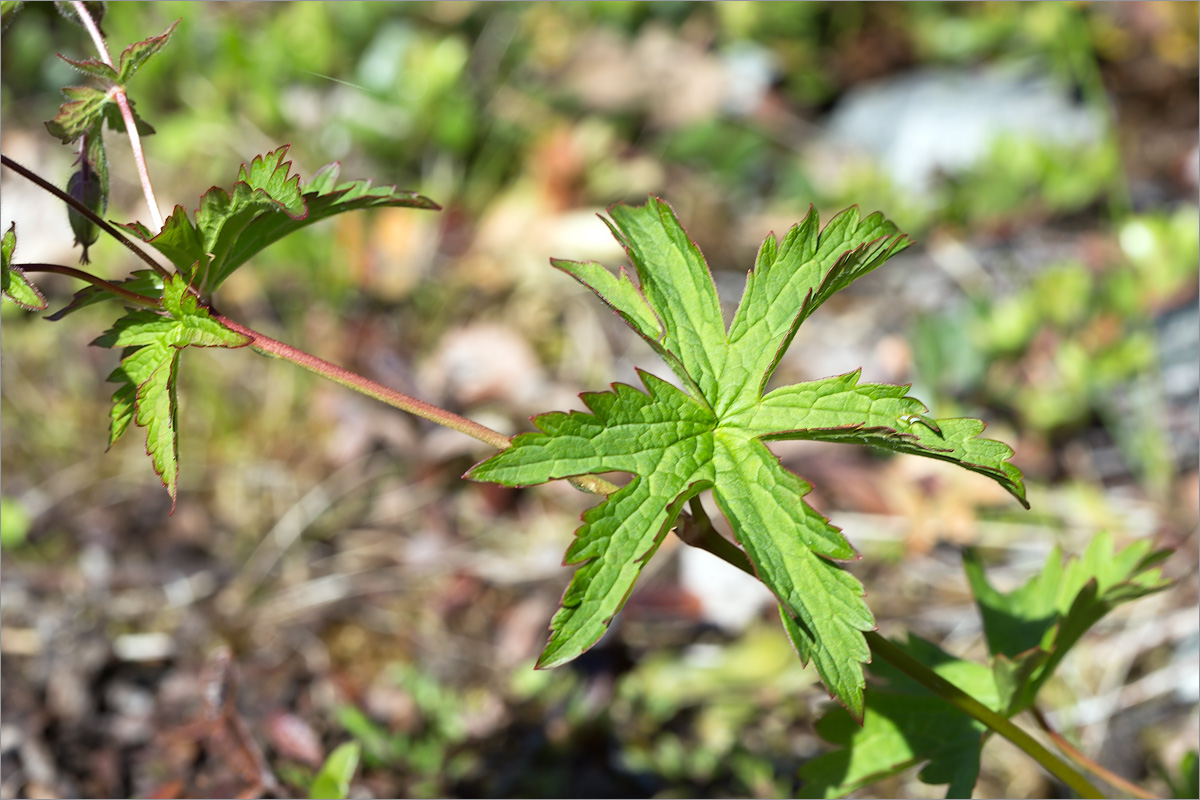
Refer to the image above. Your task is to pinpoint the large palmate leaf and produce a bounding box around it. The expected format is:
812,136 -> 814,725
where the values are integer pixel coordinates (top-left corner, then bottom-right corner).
121,146 -> 440,296
964,529 -> 1173,715
469,197 -> 1027,719
92,275 -> 250,507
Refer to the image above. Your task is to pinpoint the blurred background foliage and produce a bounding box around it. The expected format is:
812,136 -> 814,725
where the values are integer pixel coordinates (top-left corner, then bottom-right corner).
1,2 -> 1197,798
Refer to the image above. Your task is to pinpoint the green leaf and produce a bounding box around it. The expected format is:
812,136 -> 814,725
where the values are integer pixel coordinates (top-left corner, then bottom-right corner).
1,223 -> 47,311
46,269 -> 162,321
964,530 -> 1173,714
95,275 -> 250,506
58,54 -> 119,83
798,634 -> 1000,799
122,147 -> 439,296
44,85 -> 111,144
100,96 -> 155,136
310,741 -> 361,800
114,21 -> 177,84
469,198 -> 1027,719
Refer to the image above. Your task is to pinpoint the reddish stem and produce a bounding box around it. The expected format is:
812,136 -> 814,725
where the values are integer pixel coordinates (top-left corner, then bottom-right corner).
70,0 -> 163,231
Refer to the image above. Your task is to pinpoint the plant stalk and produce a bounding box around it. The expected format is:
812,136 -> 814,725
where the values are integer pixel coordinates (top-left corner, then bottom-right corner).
71,0 -> 164,232
211,313 -> 515,451
864,632 -> 1104,799
1031,706 -> 1161,800
1,154 -> 171,280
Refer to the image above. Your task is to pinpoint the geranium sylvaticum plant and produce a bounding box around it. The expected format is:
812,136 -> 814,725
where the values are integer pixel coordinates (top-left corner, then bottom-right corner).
0,5 -> 1179,799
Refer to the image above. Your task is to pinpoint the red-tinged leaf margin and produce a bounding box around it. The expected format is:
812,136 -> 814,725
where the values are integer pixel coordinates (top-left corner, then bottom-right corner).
1,223 -> 48,311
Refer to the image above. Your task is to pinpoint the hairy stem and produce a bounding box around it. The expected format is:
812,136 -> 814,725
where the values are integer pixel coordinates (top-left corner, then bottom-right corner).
1,154 -> 171,279
211,313 -> 514,451
71,0 -> 164,231
1031,706 -> 1160,800
17,263 -> 161,308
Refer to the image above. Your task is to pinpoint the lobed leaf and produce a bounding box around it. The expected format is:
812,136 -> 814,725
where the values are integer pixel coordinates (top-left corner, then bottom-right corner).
95,275 -> 250,507
44,85 -> 110,143
115,21 -> 178,84
122,147 -> 439,296
470,198 -> 1027,718
964,530 -> 1172,713
1,224 -> 48,311
58,54 -> 119,83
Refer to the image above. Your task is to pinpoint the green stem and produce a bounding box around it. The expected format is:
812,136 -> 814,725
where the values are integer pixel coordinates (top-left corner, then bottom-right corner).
1,154 -> 171,279
18,263 -> 161,308
1031,706 -> 1161,800
865,632 -> 1105,799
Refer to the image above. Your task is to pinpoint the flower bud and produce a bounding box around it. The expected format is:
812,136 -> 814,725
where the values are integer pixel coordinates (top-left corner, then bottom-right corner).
67,159 -> 104,264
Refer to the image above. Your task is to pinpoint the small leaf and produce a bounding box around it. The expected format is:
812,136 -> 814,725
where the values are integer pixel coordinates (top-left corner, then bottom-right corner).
142,146 -> 441,296
101,96 -> 155,136
95,275 -> 251,506
47,269 -> 162,321
309,741 -> 361,800
45,86 -> 111,144
964,530 -> 1173,713
798,634 -> 999,799
136,349 -> 180,500
209,151 -> 440,293
115,20 -> 177,84
124,205 -> 206,278
58,54 -> 119,83
1,224 -> 48,311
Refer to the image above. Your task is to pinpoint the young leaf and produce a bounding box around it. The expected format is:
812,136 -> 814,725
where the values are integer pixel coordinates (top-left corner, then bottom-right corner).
469,198 -> 1027,719
309,741 -> 362,800
964,530 -> 1173,714
114,21 -> 177,84
58,54 -> 119,83
45,85 -> 111,144
1,223 -> 47,311
94,275 -> 251,507
798,634 -> 1000,799
121,146 -> 439,296
46,269 -> 162,321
